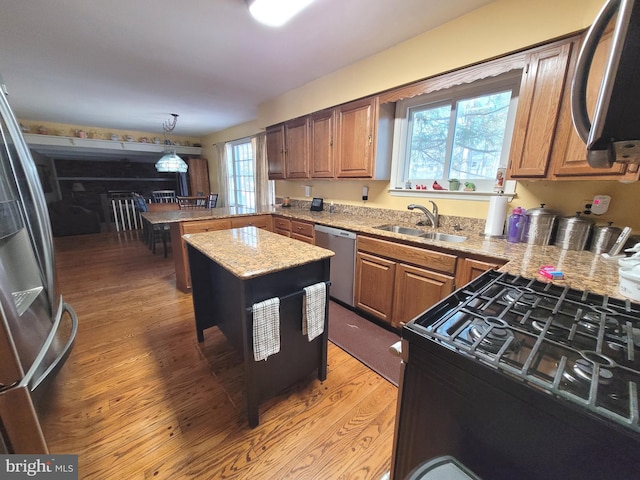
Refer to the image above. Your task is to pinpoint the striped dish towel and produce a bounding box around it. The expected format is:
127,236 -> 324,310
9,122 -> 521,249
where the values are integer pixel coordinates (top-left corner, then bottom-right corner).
252,297 -> 280,361
303,282 -> 326,341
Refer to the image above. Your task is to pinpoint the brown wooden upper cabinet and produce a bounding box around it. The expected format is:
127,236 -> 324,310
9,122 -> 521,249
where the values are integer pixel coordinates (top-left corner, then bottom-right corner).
309,108 -> 336,178
284,117 -> 310,178
335,97 -> 394,179
267,96 -> 394,180
507,39 -> 573,178
186,157 -> 210,196
508,33 -> 640,181
266,124 -> 286,180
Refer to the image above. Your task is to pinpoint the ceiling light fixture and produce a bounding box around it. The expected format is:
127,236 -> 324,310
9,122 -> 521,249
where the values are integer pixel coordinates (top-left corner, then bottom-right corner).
155,114 -> 188,173
245,0 -> 314,27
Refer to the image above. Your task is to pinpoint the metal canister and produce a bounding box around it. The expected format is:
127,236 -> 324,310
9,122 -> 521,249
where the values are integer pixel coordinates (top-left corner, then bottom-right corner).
555,213 -> 595,250
589,222 -> 622,254
523,204 -> 558,245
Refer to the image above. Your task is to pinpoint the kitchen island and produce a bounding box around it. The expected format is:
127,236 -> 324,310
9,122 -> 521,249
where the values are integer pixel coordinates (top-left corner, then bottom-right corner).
184,226 -> 334,427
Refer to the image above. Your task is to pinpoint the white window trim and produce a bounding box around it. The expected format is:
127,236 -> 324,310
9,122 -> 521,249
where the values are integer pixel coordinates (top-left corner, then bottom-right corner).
389,71 -> 522,202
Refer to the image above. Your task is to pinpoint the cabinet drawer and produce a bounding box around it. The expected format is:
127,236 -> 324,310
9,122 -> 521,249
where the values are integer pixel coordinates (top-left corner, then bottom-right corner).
357,235 -> 456,274
274,217 -> 291,231
291,232 -> 314,244
291,220 -> 314,238
230,215 -> 270,229
182,219 -> 231,234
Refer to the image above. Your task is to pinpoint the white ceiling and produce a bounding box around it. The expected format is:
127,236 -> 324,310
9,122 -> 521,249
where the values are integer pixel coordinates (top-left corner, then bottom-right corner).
0,0 -> 494,139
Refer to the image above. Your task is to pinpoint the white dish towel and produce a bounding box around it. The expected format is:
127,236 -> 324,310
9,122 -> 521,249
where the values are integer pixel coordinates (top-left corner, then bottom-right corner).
303,282 -> 326,341
252,297 -> 280,361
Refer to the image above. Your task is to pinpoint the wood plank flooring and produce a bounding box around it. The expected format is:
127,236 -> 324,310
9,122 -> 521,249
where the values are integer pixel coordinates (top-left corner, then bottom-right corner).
38,231 -> 398,479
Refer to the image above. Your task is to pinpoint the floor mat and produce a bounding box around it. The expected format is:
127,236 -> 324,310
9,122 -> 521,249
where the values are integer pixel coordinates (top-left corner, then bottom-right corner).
328,301 -> 401,386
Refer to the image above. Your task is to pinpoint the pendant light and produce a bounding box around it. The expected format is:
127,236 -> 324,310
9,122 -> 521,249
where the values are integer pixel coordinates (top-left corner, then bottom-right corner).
155,114 -> 188,173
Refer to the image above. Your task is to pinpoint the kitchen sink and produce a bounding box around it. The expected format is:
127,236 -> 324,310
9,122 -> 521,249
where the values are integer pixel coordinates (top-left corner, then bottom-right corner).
420,232 -> 467,242
374,224 -> 427,236
374,224 -> 467,242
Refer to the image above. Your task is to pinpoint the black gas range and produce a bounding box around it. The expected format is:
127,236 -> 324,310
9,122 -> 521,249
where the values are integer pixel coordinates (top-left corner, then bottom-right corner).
391,270 -> 640,480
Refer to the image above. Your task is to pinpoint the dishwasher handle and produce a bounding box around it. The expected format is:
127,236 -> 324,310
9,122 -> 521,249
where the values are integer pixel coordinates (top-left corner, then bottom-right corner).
314,224 -> 357,240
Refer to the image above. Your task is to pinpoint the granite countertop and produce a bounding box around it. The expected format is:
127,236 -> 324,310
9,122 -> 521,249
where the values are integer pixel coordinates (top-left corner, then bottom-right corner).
183,226 -> 334,279
141,205 -> 276,224
273,208 -> 624,300
147,204 -> 626,299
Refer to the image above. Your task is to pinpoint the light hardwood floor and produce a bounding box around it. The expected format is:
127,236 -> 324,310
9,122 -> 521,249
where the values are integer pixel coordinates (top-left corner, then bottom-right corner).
39,231 -> 398,479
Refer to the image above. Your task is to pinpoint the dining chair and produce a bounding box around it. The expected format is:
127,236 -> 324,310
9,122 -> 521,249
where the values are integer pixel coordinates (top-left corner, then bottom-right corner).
152,190 -> 177,203
136,194 -> 178,258
177,196 -> 208,209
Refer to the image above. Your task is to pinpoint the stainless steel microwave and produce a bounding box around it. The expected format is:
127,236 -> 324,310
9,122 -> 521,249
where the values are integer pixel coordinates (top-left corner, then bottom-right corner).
571,0 -> 640,168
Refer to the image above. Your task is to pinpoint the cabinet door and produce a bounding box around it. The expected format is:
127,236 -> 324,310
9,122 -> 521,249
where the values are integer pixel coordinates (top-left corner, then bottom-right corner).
392,263 -> 454,329
285,117 -> 310,179
355,251 -> 395,324
336,97 -> 375,178
508,41 -> 572,178
187,157 -> 210,196
230,215 -> 271,230
455,257 -> 502,289
266,125 -> 285,180
550,31 -> 638,180
310,109 -> 335,178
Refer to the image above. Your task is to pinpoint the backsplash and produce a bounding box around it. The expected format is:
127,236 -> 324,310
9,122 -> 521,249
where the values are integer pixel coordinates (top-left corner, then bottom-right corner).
278,198 -> 486,233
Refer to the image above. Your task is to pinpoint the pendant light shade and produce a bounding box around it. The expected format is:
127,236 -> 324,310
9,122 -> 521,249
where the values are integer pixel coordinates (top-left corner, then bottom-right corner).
155,113 -> 188,173
155,150 -> 188,173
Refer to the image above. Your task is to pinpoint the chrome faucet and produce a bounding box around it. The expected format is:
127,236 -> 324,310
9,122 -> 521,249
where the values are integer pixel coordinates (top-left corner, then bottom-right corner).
408,202 -> 439,228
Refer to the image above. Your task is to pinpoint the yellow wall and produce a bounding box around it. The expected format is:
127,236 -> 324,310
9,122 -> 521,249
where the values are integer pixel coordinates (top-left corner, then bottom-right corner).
205,0 -> 640,230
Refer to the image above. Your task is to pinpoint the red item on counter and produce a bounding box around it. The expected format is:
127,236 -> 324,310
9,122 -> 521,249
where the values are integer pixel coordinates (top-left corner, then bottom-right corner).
432,181 -> 446,190
538,265 -> 564,280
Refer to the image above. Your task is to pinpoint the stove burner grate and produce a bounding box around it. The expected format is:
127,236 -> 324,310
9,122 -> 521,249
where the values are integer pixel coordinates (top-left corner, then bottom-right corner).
468,317 -> 518,353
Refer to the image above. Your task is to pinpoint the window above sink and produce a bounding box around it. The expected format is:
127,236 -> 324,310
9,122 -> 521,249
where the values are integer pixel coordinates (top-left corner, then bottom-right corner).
389,72 -> 520,201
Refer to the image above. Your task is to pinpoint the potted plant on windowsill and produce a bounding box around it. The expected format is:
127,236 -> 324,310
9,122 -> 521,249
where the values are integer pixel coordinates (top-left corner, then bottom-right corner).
448,178 -> 460,191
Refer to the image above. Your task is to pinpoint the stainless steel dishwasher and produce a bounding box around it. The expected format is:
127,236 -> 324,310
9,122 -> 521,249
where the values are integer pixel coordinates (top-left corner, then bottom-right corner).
314,225 -> 356,307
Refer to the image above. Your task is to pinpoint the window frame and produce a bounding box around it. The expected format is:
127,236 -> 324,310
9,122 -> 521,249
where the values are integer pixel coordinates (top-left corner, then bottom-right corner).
226,138 -> 256,208
390,71 -> 522,199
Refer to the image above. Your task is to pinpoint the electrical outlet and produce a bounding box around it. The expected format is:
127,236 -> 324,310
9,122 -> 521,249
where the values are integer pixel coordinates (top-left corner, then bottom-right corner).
580,199 -> 592,214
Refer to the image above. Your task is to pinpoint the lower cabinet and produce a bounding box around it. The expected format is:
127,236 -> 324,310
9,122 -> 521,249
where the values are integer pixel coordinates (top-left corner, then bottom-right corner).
355,236 -> 456,329
392,263 -> 454,327
273,216 -> 315,244
290,220 -> 315,244
355,251 -> 396,324
455,257 -> 505,288
171,218 -> 231,292
230,215 -> 272,230
273,216 -> 292,237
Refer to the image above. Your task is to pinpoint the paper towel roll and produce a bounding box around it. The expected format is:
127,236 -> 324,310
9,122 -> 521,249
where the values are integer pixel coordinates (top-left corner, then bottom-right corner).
484,195 -> 508,236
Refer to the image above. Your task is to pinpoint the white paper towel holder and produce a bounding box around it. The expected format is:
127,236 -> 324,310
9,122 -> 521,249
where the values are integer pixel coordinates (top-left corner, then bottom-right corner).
481,194 -> 508,238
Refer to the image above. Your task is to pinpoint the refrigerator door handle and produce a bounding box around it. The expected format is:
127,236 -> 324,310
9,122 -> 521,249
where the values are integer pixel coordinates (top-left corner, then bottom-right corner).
571,0 -> 619,145
18,299 -> 78,391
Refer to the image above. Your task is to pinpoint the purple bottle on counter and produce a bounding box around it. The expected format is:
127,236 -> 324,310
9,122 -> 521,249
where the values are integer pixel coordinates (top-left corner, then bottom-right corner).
507,206 -> 526,243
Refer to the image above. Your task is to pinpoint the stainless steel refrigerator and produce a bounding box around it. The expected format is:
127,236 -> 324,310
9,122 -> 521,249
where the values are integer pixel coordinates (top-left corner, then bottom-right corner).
0,78 -> 77,453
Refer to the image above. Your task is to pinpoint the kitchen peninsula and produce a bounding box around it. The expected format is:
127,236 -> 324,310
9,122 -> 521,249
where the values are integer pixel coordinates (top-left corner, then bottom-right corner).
184,226 -> 333,427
